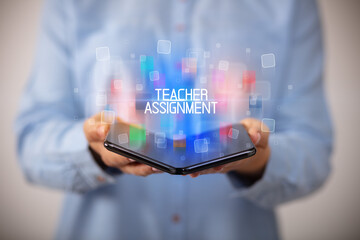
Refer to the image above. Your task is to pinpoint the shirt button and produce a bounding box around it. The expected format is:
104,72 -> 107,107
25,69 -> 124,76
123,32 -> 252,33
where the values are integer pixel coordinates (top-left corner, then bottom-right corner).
96,175 -> 106,182
172,214 -> 181,223
175,23 -> 185,32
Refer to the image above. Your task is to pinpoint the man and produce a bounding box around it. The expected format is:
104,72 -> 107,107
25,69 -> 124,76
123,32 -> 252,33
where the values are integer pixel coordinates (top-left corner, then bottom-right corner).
15,0 -> 332,239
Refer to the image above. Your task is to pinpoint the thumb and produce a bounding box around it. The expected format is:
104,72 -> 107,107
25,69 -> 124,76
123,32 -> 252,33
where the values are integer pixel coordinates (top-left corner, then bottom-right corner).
84,113 -> 110,142
241,118 -> 269,148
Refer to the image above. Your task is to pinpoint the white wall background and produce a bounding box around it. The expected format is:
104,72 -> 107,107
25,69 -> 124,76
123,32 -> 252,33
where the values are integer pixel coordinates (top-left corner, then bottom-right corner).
0,0 -> 359,239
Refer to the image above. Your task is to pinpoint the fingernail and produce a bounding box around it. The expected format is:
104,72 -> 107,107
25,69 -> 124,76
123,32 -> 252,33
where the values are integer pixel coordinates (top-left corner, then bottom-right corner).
128,159 -> 135,162
255,132 -> 261,145
152,167 -> 161,172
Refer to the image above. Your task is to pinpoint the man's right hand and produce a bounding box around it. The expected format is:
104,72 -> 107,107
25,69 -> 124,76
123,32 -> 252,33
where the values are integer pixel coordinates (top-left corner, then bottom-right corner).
83,113 -> 162,177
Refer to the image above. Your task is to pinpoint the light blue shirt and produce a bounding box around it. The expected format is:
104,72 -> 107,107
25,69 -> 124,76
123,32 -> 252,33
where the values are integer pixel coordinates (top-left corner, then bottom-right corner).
15,0 -> 333,239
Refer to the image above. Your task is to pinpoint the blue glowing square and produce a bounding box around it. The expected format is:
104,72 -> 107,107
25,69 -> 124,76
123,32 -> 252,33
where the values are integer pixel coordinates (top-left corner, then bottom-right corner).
157,40 -> 171,54
157,140 -> 167,149
118,133 -> 129,145
261,118 -> 275,132
261,53 -> 276,68
155,132 -> 166,144
149,71 -> 159,81
228,128 -> 239,139
194,138 -> 208,153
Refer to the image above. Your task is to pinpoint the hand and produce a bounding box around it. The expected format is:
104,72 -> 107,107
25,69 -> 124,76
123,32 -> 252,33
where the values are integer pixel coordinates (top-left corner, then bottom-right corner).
83,113 -> 163,177
189,118 -> 271,180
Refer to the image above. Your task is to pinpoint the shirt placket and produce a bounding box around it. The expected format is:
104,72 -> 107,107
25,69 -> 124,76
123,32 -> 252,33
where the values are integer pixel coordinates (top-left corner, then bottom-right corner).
167,175 -> 187,240
166,1 -> 189,239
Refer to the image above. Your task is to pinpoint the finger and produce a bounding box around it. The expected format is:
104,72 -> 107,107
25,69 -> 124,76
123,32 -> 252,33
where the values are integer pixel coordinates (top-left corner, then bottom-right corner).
99,147 -> 135,167
189,164 -> 225,178
240,118 -> 258,131
240,118 -> 260,144
121,163 -> 161,177
191,168 -> 214,177
84,113 -> 110,141
90,142 -> 132,167
241,118 -> 269,148
190,172 -> 200,178
255,127 -> 269,148
248,128 -> 261,145
151,167 -> 163,173
213,165 -> 225,172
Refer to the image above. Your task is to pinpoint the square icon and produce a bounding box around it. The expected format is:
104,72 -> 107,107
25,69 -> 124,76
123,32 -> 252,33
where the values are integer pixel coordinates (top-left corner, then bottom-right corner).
187,58 -> 197,68
249,95 -> 257,106
118,133 -> 129,144
149,71 -> 160,81
157,140 -> 167,149
155,132 -> 166,144
96,47 -> 110,61
218,60 -> 229,71
157,40 -> 171,54
173,134 -> 186,148
194,138 -> 208,153
129,124 -> 146,142
140,56 -> 154,72
261,118 -> 275,132
182,58 -> 197,75
101,110 -> 115,124
186,48 -> 205,68
140,55 -> 146,62
154,73 -> 166,88
228,128 -> 240,139
188,51 -> 200,59
261,53 -> 276,68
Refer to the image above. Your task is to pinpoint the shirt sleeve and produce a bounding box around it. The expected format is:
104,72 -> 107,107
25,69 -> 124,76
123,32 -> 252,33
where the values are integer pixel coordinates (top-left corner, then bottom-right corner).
228,0 -> 333,208
14,0 -> 116,193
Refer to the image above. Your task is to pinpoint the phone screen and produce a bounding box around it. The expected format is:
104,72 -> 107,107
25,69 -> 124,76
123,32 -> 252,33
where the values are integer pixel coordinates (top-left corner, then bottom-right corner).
105,121 -> 255,169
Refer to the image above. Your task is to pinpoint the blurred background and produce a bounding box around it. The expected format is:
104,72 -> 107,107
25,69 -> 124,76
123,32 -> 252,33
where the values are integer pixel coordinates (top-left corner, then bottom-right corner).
0,0 -> 359,239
